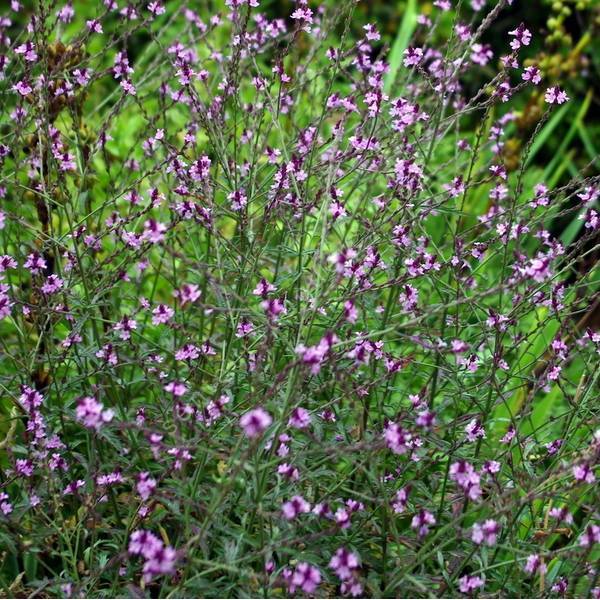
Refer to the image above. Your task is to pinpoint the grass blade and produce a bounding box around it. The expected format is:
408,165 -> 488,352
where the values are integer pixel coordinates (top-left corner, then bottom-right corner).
384,0 -> 418,94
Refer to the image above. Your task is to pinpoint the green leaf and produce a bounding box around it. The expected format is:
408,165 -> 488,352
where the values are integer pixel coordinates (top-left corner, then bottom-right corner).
384,0 -> 417,94
525,102 -> 571,168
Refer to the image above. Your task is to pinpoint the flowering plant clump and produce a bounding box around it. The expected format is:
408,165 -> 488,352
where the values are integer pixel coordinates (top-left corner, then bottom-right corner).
0,0 -> 599,597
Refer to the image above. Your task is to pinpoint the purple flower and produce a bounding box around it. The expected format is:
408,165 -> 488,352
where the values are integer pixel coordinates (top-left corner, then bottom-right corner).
296,332 -> 337,374
573,463 -> 595,483
545,87 -> 569,105
129,529 -> 178,582
152,303 -> 174,325
288,407 -> 311,429
41,274 -> 64,294
253,278 -> 276,297
129,529 -> 163,558
114,316 -> 137,340
450,461 -> 482,501
403,47 -> 423,67
384,422 -> 412,454
14,41 -> 36,62
411,509 -> 436,537
261,298 -> 286,322
524,554 -> 547,576
471,43 -> 493,66
579,524 -> 600,547
164,381 -> 187,397
13,80 -> 32,96
392,487 -> 410,513
175,283 -> 201,306
15,459 -> 34,477
0,492 -> 13,515
551,577 -> 568,595
240,407 -> 272,438
329,547 -> 360,581
289,562 -> 321,595
136,472 -> 157,501
471,520 -> 500,546
24,252 -> 46,274
508,23 -> 531,49
549,506 -> 573,524
228,188 -> 247,211
464,419 -> 485,442
459,574 -> 485,594
142,544 -> 177,582
86,19 -> 103,33
63,479 -> 85,496
75,397 -> 114,430
282,495 -> 311,520
522,66 -> 541,84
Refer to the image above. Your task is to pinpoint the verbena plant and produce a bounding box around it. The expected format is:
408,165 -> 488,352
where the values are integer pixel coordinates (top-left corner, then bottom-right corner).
0,0 -> 598,597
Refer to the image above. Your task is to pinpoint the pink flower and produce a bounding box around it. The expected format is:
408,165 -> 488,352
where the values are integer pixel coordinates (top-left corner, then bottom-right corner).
164,381 -> 187,397
288,563 -> 320,595
411,509 -> 436,537
13,80 -> 32,96
129,529 -> 163,558
228,188 -> 247,211
240,407 -> 272,438
41,274 -> 63,294
471,520 -> 500,546
524,554 -> 546,575
288,407 -> 311,429
24,252 -> 46,274
465,418 -> 485,442
282,495 -> 311,520
86,19 -> 103,33
75,397 -> 114,430
392,487 -> 409,513
152,304 -> 174,325
508,24 -> 531,49
403,47 -> 423,67
579,524 -> 600,547
142,219 -> 167,244
573,463 -> 595,484
384,422 -> 412,454
136,472 -> 157,501
175,283 -> 201,306
329,547 -> 360,581
129,529 -> 178,583
459,574 -> 485,594
545,87 -> 569,105
253,278 -> 276,297
114,316 -> 137,340
0,492 -> 13,515
522,66 -> 541,84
